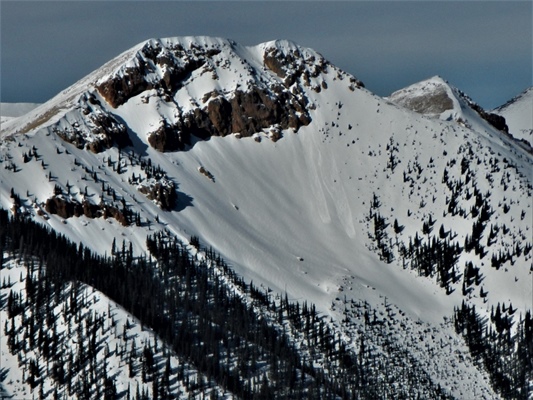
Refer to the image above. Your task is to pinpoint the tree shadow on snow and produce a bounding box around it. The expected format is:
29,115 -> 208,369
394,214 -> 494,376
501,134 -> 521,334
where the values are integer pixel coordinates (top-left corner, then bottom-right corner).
0,368 -> 9,385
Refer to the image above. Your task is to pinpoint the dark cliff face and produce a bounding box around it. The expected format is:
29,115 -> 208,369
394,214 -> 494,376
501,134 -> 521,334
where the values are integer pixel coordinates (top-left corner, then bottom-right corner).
96,43 -> 209,109
470,105 -> 508,134
137,181 -> 176,211
44,196 -> 130,226
145,85 -> 311,152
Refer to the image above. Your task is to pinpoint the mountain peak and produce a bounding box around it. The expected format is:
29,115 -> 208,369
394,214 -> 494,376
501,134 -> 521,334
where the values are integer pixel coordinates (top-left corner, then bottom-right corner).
0,36 -> 531,399
388,75 -> 459,119
388,76 -> 508,133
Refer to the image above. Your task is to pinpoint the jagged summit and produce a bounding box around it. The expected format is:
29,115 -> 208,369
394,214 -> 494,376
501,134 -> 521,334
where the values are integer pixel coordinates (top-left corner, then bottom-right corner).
388,75 -> 508,133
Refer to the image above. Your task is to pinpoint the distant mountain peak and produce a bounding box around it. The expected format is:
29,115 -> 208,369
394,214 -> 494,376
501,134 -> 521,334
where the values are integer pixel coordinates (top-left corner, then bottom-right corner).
494,86 -> 533,112
388,76 -> 458,119
388,76 -> 508,133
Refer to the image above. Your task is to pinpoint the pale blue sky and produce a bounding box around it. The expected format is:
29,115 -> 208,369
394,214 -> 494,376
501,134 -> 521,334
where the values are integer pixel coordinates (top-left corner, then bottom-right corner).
1,1 -> 531,109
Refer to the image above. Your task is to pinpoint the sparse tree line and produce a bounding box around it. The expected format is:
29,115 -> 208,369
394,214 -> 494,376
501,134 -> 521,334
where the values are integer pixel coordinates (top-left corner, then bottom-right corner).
367,180 -> 532,399
6,142 -> 177,226
361,127 -> 532,399
453,302 -> 532,399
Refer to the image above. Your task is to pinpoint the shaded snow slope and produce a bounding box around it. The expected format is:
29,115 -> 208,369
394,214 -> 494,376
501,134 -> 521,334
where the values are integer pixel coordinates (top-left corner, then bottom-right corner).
0,36 -> 531,398
0,255 -> 226,399
493,87 -> 533,146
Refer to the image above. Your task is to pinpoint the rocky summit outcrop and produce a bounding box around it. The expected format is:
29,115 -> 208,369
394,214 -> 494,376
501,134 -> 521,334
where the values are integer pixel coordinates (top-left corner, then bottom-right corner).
389,76 -> 508,133
96,43 -> 210,109
10,37 -> 366,154
263,45 -> 327,87
95,38 -> 321,152
394,85 -> 454,116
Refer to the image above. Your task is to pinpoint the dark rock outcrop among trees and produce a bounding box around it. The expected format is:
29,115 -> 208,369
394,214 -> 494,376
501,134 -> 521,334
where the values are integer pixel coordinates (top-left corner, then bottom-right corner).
45,195 -> 133,226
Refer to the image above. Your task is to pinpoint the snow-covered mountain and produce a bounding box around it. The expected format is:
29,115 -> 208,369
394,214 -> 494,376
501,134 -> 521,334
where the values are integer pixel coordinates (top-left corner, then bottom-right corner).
0,102 -> 40,125
1,36 -> 531,399
493,87 -> 533,147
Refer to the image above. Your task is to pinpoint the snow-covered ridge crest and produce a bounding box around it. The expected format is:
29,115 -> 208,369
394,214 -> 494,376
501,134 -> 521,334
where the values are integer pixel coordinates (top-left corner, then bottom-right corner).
0,103 -> 41,125
0,42 -> 143,138
0,102 -> 41,118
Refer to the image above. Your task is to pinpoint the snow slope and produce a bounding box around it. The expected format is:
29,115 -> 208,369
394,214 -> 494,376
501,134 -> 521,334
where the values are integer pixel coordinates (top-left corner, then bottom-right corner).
493,87 -> 533,146
0,36 -> 531,398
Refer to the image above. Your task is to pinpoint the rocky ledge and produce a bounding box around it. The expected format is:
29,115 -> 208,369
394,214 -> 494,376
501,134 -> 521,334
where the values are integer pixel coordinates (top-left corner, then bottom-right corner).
44,196 -> 132,226
147,86 -> 311,151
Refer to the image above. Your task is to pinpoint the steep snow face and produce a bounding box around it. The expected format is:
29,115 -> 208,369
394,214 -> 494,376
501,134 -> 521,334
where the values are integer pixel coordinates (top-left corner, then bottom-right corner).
1,36 -> 530,315
493,87 -> 533,146
0,36 -> 531,397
